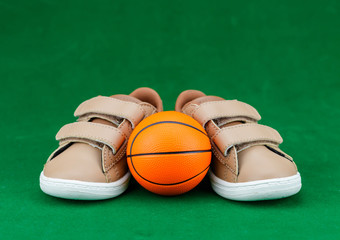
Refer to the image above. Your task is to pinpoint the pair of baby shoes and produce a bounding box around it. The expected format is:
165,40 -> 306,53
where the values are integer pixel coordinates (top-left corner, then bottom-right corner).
40,87 -> 301,201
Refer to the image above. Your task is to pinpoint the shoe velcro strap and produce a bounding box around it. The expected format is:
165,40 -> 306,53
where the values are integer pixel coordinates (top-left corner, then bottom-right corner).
212,123 -> 283,156
56,122 -> 126,154
192,100 -> 261,127
74,96 -> 144,128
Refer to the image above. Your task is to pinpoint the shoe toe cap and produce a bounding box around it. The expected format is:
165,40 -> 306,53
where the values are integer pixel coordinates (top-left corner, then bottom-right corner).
237,145 -> 297,182
43,143 -> 106,183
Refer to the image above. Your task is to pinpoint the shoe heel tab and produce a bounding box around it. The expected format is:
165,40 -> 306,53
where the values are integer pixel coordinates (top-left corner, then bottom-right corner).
175,90 -> 206,112
130,87 -> 163,112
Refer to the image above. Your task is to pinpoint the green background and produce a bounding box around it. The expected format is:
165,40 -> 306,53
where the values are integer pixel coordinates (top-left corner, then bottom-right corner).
1,0 -> 339,239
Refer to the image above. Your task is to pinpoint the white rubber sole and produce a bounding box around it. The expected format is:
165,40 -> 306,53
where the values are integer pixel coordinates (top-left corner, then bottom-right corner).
209,171 -> 301,201
40,172 -> 130,200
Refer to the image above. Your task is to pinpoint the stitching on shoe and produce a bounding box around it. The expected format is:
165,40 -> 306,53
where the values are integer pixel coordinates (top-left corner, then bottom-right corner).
231,147 -> 237,182
212,146 -> 236,175
113,164 -> 119,181
106,145 -> 127,171
103,147 -> 112,183
139,103 -> 157,118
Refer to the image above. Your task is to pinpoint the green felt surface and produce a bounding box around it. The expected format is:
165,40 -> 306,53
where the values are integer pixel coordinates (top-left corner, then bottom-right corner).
0,0 -> 339,239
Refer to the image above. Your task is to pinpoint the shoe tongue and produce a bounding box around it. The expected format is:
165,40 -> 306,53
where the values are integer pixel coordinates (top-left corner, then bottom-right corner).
188,96 -> 243,128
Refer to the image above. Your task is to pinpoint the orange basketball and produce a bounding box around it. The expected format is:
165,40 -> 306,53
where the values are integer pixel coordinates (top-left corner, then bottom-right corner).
127,111 -> 211,196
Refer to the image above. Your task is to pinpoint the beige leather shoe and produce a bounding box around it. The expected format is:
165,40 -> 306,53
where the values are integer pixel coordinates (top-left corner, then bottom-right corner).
176,90 -> 301,201
40,87 -> 163,200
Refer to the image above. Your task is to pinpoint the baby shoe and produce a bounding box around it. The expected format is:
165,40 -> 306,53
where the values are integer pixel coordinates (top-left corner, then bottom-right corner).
40,87 -> 163,200
175,90 -> 301,201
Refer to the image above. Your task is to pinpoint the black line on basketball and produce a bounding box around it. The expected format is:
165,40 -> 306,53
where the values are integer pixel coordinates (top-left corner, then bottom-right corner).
134,163 -> 210,186
127,149 -> 211,158
129,121 -> 211,186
